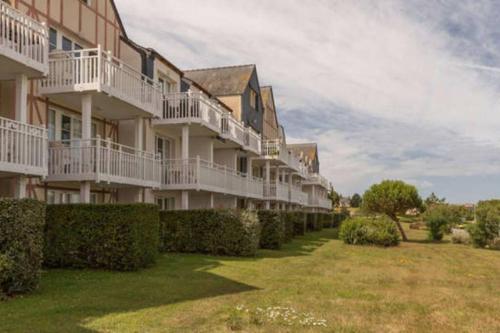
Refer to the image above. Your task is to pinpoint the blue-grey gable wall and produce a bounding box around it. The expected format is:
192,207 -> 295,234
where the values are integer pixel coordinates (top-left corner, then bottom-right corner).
241,69 -> 264,134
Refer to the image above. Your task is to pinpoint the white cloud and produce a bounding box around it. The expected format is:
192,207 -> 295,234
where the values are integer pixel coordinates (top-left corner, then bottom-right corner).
116,0 -> 500,201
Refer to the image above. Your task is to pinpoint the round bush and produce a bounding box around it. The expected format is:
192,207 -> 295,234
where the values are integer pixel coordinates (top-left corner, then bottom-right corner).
339,217 -> 400,247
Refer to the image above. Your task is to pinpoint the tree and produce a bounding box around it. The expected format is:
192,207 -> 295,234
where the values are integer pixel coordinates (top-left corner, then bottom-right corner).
329,188 -> 341,208
425,192 -> 446,207
362,180 -> 423,241
350,193 -> 362,208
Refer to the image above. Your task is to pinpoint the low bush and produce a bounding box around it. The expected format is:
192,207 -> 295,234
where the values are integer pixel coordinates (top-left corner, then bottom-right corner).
317,213 -> 331,228
159,210 -> 260,256
280,212 -> 297,242
306,213 -> 322,232
333,212 -> 348,228
339,216 -> 400,247
451,229 -> 470,244
468,200 -> 500,249
258,211 -> 285,250
423,204 -> 466,241
0,199 -> 45,297
291,212 -> 307,236
44,204 -> 159,271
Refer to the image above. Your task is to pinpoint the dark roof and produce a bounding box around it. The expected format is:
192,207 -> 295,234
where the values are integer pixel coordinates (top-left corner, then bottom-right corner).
110,0 -> 128,38
184,64 -> 255,96
287,143 -> 318,161
260,85 -> 279,127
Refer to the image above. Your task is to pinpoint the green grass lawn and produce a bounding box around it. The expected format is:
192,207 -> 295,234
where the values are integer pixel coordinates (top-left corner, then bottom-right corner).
1,226 -> 499,333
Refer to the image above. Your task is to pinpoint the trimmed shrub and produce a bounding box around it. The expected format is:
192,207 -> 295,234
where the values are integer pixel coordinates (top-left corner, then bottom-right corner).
291,212 -> 307,236
280,212 -> 296,242
258,211 -> 285,249
469,200 -> 500,249
159,210 -> 260,256
0,199 -> 45,297
44,204 -> 159,271
333,212 -> 348,228
306,213 -> 322,232
319,213 -> 334,228
339,217 -> 400,247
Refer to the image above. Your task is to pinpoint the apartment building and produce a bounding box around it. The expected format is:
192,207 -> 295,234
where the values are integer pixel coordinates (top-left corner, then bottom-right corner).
0,0 -> 331,212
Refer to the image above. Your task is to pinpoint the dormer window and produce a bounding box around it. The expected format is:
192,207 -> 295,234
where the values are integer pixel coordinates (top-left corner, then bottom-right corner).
249,88 -> 258,110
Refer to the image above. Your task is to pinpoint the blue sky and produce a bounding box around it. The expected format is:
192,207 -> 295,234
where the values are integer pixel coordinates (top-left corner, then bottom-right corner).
116,0 -> 500,203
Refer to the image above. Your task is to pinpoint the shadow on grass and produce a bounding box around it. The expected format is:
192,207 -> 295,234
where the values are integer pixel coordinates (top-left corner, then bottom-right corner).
0,229 -> 338,333
0,256 -> 258,333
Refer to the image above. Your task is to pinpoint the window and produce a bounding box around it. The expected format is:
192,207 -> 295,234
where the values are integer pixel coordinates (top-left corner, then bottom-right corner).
158,75 -> 176,94
49,28 -> 57,51
249,88 -> 258,110
155,136 -> 171,159
62,37 -> 72,52
239,156 -> 247,174
47,190 -> 56,204
48,109 -> 56,141
156,197 -> 175,211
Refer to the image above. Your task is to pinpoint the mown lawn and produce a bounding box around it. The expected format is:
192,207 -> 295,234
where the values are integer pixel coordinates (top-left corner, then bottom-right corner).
1,226 -> 499,333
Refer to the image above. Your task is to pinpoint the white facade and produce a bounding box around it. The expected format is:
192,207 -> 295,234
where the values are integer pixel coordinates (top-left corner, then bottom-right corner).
0,0 -> 332,212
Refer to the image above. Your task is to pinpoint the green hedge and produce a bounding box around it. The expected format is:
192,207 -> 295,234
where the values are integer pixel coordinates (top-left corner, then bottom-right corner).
290,212 -> 307,236
160,210 -> 260,256
281,212 -> 300,241
0,199 -> 45,297
258,211 -> 285,249
44,204 -> 159,271
333,212 -> 349,227
306,213 -> 323,232
339,216 -> 400,247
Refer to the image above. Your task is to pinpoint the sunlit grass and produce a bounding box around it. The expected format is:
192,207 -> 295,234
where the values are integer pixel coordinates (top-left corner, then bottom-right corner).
1,225 -> 499,332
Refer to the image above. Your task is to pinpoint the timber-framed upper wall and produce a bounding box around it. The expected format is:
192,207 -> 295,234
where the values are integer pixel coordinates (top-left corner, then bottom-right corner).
12,0 -> 130,60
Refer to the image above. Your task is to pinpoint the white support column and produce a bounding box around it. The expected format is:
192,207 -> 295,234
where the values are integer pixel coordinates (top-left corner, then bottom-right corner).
210,193 -> 214,209
134,117 -> 144,151
182,125 -> 189,159
15,74 -> 28,123
181,125 -> 189,209
265,160 -> 271,209
15,74 -> 28,198
80,94 -> 92,203
209,139 -> 214,163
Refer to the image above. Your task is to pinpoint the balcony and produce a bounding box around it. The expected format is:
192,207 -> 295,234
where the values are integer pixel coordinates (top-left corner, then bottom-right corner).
245,127 -> 261,155
290,186 -> 308,206
303,173 -> 330,189
39,47 -> 162,119
261,139 -> 288,164
161,158 -> 264,199
153,92 -> 223,135
0,116 -> 47,177
287,153 -> 302,173
221,113 -> 246,147
0,2 -> 48,79
308,196 -> 332,210
47,137 -> 161,188
264,181 -> 289,202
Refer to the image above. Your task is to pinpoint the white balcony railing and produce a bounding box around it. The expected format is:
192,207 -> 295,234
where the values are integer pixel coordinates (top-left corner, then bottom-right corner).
297,163 -> 309,179
161,157 -> 264,199
40,47 -> 163,117
261,139 -> 288,162
305,173 -> 330,189
287,154 -> 301,172
290,186 -> 308,206
245,127 -> 262,155
308,196 -> 332,210
0,116 -> 47,176
47,137 -> 161,188
221,113 -> 246,147
264,181 -> 289,202
158,92 -> 223,133
0,2 -> 49,75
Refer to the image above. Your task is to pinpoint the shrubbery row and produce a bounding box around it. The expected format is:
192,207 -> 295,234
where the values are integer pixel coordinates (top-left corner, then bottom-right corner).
2,199 -> 340,297
339,216 -> 400,247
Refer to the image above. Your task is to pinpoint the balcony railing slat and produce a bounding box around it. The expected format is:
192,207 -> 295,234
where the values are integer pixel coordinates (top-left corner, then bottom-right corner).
0,2 -> 48,73
0,116 -> 48,176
